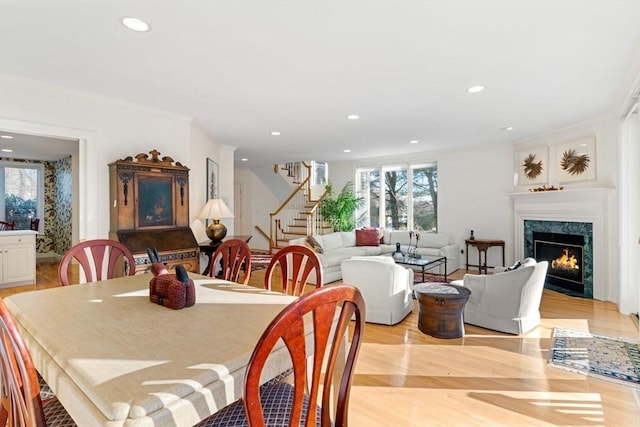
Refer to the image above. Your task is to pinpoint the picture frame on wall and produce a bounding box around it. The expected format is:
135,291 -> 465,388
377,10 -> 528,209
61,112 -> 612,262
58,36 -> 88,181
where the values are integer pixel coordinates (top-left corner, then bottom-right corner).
556,136 -> 596,183
517,146 -> 549,185
206,158 -> 219,201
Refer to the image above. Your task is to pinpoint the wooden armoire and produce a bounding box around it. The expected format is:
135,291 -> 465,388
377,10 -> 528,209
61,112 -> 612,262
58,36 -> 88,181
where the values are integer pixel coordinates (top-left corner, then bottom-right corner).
108,149 -> 199,274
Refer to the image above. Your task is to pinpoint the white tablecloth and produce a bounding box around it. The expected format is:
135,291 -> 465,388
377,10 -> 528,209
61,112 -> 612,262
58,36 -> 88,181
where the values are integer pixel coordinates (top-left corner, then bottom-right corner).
5,274 -> 298,426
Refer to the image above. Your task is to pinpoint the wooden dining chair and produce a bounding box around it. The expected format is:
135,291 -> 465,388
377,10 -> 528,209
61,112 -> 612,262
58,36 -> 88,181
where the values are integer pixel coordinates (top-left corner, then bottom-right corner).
0,220 -> 16,231
0,297 -> 76,426
195,284 -> 366,427
58,239 -> 136,286
208,238 -> 252,284
264,245 -> 323,296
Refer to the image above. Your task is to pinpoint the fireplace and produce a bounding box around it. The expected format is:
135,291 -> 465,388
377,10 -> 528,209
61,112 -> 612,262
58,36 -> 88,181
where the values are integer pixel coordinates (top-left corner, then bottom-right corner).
524,220 -> 593,298
533,231 -> 584,295
511,188 -> 614,301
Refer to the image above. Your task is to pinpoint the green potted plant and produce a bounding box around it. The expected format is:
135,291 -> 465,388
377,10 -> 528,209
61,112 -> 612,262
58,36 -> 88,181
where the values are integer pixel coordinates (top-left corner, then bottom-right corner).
319,182 -> 363,232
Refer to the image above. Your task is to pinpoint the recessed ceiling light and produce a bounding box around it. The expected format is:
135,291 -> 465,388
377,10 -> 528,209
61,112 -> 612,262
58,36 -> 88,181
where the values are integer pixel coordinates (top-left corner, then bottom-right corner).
343,149 -> 352,153
241,158 -> 248,162
1,148 -> 13,153
346,115 -> 359,120
0,135 -> 14,139
501,126 -> 515,131
121,17 -> 150,32
270,131 -> 281,136
467,85 -> 485,93
409,140 -> 419,144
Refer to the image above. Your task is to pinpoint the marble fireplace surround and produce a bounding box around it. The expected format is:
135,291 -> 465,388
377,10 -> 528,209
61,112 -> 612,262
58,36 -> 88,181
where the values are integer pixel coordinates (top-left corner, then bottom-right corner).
511,188 -> 614,301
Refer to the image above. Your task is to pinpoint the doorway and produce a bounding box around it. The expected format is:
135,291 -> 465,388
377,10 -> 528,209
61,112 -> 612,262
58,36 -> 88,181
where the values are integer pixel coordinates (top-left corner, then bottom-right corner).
0,128 -> 79,259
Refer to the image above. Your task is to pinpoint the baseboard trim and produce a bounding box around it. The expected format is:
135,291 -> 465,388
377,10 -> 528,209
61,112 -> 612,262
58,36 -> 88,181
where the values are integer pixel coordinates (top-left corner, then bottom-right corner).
36,252 -> 62,264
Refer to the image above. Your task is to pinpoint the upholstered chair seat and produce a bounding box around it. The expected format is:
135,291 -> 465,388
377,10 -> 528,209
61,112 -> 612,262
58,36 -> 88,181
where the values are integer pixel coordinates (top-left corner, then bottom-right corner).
451,258 -> 549,334
340,255 -> 413,325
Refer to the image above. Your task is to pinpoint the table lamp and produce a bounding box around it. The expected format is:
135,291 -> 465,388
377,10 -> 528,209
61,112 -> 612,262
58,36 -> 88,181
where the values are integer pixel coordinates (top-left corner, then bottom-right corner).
198,199 -> 234,242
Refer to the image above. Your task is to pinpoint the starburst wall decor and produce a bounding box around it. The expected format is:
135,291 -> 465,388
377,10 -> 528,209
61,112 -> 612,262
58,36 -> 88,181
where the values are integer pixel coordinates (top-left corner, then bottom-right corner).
517,147 -> 548,185
556,136 -> 596,183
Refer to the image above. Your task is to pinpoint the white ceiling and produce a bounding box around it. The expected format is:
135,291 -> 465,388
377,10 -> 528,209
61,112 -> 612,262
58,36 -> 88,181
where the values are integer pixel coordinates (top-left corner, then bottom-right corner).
0,131 -> 78,161
1,1 -> 640,167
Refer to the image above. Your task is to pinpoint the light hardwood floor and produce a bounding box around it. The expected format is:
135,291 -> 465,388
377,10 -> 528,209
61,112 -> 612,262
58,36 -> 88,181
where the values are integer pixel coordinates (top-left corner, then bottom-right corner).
3,262 -> 640,426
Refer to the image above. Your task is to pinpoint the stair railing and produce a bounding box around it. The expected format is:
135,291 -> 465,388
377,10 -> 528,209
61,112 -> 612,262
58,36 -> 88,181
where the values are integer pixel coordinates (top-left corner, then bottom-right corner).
269,161 -> 331,252
276,161 -> 312,198
306,189 -> 329,236
253,225 -> 272,249
270,176 -> 310,252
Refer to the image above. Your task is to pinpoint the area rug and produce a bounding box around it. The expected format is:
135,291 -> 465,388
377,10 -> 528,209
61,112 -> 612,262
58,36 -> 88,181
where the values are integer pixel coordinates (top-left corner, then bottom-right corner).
251,253 -> 272,271
548,328 -> 640,388
414,273 -> 450,284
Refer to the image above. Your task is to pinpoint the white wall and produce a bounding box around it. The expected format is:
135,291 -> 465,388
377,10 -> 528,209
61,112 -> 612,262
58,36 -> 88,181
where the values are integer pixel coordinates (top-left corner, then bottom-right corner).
510,115 -> 620,304
513,115 -> 618,190
218,145 -> 237,236
439,143 -> 514,267
326,143 -> 514,269
325,161 -> 353,192
0,76 -> 225,241
234,167 -> 280,252
3,74 -> 631,308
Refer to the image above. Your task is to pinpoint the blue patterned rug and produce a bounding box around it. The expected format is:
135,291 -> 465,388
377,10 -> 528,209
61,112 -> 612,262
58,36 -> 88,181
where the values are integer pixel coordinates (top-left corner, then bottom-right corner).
549,328 -> 640,388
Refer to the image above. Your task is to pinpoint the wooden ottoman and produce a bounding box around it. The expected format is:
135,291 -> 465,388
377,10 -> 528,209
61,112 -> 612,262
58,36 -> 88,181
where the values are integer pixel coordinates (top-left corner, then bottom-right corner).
414,283 -> 471,339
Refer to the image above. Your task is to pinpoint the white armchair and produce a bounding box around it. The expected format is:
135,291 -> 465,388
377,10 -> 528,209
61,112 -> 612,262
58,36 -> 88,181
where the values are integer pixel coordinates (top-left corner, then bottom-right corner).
451,258 -> 549,334
340,256 -> 414,325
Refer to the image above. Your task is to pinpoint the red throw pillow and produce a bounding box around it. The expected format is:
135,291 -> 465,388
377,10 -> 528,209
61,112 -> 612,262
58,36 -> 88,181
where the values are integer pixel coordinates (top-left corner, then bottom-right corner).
356,228 -> 380,246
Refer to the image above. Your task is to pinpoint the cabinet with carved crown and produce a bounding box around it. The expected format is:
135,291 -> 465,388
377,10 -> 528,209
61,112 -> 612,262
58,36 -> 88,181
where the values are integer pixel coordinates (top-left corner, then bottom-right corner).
109,150 -> 199,274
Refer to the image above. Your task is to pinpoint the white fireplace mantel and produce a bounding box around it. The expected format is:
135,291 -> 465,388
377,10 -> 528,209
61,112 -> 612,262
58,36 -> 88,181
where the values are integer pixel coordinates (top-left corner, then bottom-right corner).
510,187 -> 615,301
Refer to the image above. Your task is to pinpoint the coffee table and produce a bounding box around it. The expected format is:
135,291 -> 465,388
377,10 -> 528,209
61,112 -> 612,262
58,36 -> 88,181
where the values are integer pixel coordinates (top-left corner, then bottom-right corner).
414,283 -> 471,338
394,255 -> 447,282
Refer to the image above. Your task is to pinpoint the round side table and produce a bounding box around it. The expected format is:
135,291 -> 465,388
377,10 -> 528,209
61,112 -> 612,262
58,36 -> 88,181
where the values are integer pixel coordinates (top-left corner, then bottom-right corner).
414,283 -> 471,339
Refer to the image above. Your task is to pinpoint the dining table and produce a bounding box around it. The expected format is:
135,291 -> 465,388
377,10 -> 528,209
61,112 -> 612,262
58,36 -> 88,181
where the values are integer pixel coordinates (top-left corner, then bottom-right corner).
4,273 -> 305,426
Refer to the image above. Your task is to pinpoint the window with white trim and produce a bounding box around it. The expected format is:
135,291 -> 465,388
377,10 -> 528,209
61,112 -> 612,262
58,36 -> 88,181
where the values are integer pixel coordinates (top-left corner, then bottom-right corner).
355,162 -> 437,231
0,161 -> 44,231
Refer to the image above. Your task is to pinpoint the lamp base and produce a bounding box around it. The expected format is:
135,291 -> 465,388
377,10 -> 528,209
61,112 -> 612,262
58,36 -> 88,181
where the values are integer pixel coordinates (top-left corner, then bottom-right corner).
206,220 -> 227,242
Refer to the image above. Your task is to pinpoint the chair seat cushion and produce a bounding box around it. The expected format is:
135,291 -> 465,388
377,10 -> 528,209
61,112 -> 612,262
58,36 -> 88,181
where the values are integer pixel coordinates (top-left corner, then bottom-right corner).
195,382 -> 322,427
43,397 -> 77,426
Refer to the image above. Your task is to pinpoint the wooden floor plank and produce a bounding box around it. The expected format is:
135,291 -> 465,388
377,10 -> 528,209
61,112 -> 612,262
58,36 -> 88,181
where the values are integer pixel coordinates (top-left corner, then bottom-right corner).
2,262 -> 638,426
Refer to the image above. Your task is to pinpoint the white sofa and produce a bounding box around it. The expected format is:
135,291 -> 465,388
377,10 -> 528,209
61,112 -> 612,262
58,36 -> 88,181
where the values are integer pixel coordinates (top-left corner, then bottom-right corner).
341,256 -> 414,325
450,258 -> 549,334
289,229 -> 459,283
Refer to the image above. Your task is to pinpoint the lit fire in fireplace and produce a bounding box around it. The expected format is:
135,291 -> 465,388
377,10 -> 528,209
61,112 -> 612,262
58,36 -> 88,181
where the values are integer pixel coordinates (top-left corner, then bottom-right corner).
551,248 -> 580,271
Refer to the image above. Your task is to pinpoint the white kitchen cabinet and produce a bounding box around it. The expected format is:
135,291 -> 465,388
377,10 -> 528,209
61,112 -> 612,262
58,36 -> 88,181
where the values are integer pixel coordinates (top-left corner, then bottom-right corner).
0,230 -> 36,287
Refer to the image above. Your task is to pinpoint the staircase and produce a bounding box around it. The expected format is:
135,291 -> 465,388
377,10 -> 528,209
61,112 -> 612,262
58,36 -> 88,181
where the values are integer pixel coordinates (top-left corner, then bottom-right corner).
261,161 -> 331,253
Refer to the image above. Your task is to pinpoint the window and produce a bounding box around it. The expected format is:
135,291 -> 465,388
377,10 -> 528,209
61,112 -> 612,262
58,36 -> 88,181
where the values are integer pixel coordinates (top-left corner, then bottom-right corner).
356,162 -> 437,231
356,168 -> 380,227
311,161 -> 328,187
0,161 -> 44,230
412,164 -> 438,231
384,166 -> 408,230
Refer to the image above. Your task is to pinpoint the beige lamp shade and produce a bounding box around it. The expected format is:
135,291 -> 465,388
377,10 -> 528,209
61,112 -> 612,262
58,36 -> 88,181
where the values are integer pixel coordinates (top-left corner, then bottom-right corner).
198,199 -> 234,242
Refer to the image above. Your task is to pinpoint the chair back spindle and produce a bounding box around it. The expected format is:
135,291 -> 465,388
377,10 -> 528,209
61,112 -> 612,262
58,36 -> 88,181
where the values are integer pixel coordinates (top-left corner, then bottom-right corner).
0,298 -> 48,426
58,239 -> 136,285
208,239 -> 252,284
0,221 -> 16,231
245,284 -> 365,426
264,245 -> 323,296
